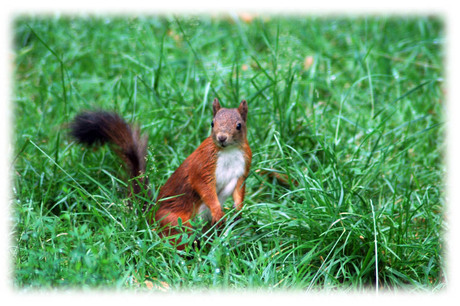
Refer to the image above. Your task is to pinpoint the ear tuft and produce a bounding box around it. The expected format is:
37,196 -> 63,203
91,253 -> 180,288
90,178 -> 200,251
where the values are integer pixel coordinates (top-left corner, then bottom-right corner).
238,100 -> 248,122
212,98 -> 221,117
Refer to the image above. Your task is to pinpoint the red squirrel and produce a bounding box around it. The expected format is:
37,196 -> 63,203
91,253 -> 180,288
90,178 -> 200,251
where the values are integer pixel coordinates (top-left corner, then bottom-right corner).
70,99 -> 252,248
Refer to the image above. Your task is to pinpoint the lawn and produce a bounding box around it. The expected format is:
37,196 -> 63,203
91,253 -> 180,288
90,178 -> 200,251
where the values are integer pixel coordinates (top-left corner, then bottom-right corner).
11,14 -> 445,291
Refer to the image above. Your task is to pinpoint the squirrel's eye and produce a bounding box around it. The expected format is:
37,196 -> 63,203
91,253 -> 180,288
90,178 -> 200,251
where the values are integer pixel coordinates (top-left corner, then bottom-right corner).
211,121 -> 214,128
236,123 -> 242,130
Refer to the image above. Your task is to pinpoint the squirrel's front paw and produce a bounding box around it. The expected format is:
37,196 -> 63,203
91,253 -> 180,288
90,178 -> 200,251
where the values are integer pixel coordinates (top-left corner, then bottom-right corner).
211,210 -> 225,227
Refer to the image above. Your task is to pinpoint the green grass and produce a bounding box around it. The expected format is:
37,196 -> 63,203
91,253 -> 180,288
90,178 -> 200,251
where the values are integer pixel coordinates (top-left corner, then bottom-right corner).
11,14 -> 445,291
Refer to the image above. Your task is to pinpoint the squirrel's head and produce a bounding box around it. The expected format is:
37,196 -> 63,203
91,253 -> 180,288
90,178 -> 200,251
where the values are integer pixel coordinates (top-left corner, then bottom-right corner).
210,98 -> 248,149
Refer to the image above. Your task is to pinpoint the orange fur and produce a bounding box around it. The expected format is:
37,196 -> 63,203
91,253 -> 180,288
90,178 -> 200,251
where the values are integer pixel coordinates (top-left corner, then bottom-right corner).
70,99 -> 252,249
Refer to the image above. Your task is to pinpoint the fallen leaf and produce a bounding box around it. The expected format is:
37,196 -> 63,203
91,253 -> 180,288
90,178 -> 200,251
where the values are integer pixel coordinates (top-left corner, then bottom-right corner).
239,12 -> 255,23
303,56 -> 314,71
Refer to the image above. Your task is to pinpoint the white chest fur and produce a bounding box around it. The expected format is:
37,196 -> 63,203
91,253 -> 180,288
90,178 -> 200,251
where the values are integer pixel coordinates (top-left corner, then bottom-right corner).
215,147 -> 246,202
197,147 -> 246,221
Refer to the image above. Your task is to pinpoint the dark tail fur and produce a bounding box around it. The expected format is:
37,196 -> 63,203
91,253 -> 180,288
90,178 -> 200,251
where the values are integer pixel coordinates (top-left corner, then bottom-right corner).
70,111 -> 152,206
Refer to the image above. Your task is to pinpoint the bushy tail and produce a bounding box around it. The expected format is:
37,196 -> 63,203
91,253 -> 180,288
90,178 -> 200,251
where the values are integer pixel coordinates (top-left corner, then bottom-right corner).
70,111 -> 152,205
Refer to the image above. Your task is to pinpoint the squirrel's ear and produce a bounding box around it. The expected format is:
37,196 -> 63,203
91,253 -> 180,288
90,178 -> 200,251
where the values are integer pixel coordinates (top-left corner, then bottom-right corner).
212,98 -> 221,117
238,100 -> 248,122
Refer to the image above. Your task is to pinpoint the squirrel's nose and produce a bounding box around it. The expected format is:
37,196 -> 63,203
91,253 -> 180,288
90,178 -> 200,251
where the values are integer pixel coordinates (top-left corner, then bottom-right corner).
218,135 -> 227,143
